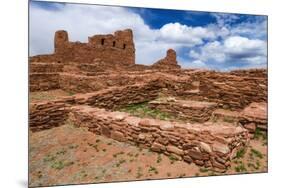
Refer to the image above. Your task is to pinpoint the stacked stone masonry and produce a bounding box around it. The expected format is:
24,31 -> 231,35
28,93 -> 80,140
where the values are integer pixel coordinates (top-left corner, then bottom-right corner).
29,29 -> 267,171
29,100 -> 69,132
149,97 -> 217,123
69,105 -> 250,172
29,62 -> 63,92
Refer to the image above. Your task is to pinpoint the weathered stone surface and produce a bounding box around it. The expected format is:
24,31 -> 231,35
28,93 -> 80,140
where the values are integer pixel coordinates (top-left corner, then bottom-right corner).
212,160 -> 227,170
151,142 -> 166,152
244,123 -> 256,133
111,131 -> 125,142
188,150 -> 205,160
183,155 -> 193,163
194,160 -> 204,166
199,142 -> 212,153
212,142 -> 230,154
166,145 -> 184,156
159,122 -> 174,131
152,49 -> 181,70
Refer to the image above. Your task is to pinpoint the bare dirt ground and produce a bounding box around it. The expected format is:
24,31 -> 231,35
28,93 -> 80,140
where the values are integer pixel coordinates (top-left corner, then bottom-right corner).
29,122 -> 267,187
29,89 -> 72,102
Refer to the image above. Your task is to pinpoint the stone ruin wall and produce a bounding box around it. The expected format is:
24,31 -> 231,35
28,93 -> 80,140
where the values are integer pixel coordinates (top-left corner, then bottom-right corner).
29,63 -> 63,92
29,29 -> 266,170
69,105 -> 249,172
29,82 -> 250,171
30,29 -> 135,66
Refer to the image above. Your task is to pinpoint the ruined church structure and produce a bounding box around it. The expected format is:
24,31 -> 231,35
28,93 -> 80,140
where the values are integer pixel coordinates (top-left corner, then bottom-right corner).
29,29 -> 267,172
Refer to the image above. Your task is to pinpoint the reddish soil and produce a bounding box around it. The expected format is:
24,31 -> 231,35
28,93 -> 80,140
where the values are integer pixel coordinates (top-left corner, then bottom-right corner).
29,122 -> 267,187
29,89 -> 71,102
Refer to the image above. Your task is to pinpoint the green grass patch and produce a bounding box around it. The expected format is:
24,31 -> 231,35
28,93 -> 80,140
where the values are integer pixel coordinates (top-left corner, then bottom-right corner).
199,168 -> 209,173
115,159 -> 126,167
254,128 -> 267,140
136,167 -> 143,178
168,155 -> 179,164
234,163 -> 247,172
251,149 -> 263,159
119,102 -> 174,121
43,154 -> 56,162
156,154 -> 162,163
51,160 -> 74,170
148,166 -> 158,174
236,148 -> 246,159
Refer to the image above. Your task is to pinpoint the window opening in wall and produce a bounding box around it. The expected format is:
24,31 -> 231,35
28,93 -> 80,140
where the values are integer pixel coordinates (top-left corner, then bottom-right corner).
101,38 -> 105,45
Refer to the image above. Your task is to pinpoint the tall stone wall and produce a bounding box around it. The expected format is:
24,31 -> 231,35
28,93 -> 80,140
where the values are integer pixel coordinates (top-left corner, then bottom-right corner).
53,29 -> 135,65
152,49 -> 181,69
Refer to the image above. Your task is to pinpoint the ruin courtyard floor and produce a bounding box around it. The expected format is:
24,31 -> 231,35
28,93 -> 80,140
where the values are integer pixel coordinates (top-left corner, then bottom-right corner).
29,90 -> 267,187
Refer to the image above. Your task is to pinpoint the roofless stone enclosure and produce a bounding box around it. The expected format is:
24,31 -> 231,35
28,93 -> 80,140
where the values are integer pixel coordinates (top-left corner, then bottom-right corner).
29,29 -> 267,172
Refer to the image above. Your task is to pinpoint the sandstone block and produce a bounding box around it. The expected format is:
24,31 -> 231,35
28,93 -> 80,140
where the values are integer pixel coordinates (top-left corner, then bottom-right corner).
212,142 -> 230,154
151,142 -> 166,152
166,145 -> 184,156
244,123 -> 256,133
111,131 -> 125,142
188,150 -> 205,160
199,142 -> 212,153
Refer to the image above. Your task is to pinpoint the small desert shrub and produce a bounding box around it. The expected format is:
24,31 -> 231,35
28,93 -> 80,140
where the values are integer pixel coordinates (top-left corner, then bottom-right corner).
43,154 -> 56,162
116,159 -> 126,167
236,148 -> 246,159
254,128 -> 267,140
56,149 -> 67,155
235,163 -> 247,172
156,154 -> 162,163
199,168 -> 209,173
51,160 -> 74,170
251,149 -> 263,159
136,167 -> 143,178
148,166 -> 158,174
168,155 -> 178,164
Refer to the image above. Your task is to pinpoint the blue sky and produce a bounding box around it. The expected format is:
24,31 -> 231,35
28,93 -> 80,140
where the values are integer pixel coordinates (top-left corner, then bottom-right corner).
30,1 -> 267,71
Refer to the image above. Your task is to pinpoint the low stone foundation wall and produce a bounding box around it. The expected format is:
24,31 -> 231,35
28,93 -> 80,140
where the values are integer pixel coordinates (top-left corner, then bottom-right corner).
69,105 -> 250,172
29,62 -> 63,92
212,102 -> 267,133
29,73 -> 60,92
30,62 -> 63,73
29,100 -> 69,132
149,97 -> 217,123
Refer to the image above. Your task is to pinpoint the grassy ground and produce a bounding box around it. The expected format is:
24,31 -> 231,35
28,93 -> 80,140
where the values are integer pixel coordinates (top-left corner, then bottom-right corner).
118,102 -> 175,121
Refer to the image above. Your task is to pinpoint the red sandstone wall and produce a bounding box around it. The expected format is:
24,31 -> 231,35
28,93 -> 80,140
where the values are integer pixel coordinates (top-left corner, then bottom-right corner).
29,100 -> 69,131
29,62 -> 63,92
69,105 -> 250,172
53,29 -> 135,65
